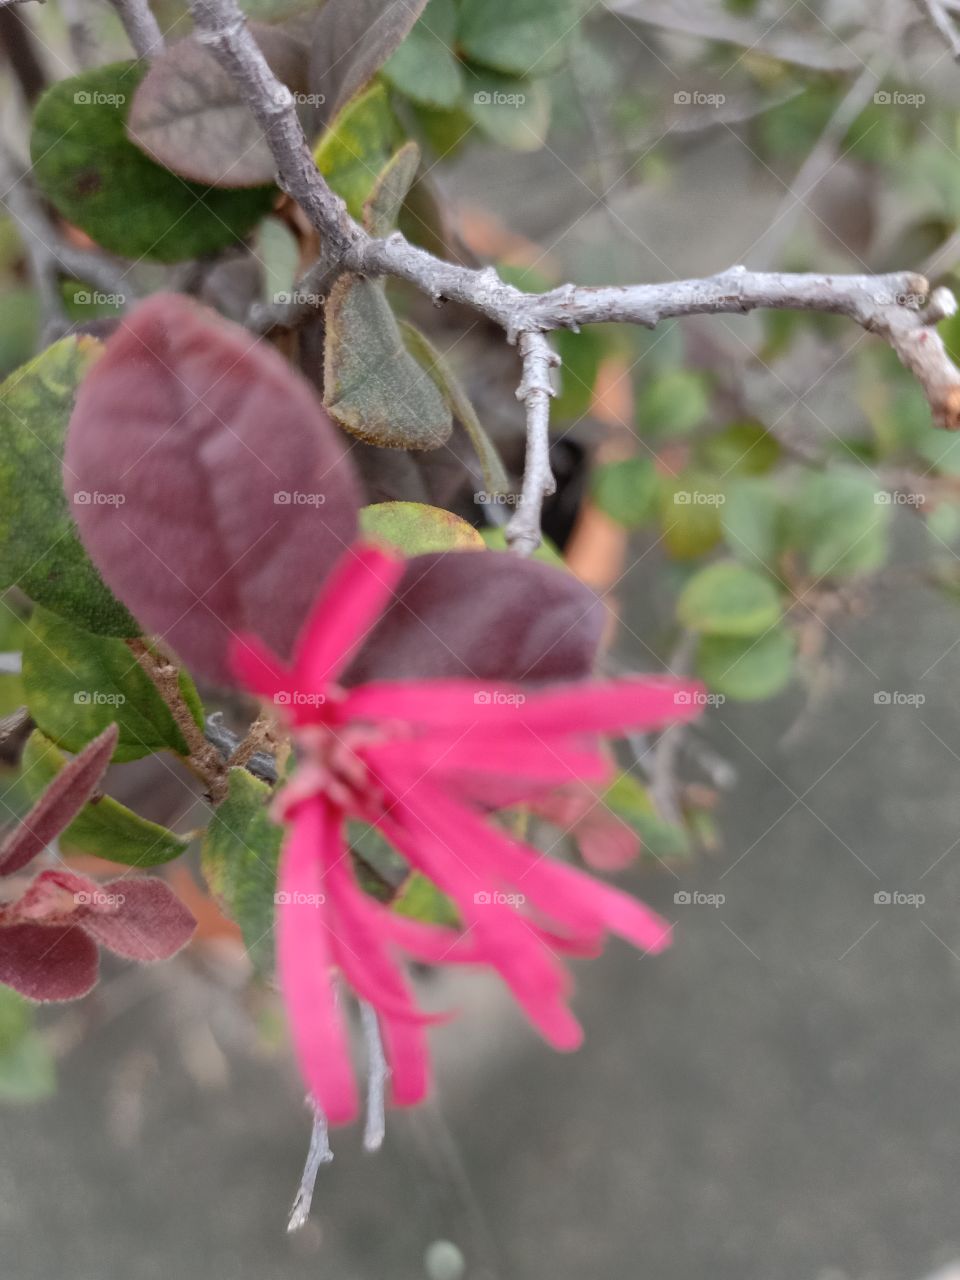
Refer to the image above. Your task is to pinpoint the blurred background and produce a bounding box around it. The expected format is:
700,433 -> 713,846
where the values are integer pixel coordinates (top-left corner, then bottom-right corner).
6,0 -> 960,1277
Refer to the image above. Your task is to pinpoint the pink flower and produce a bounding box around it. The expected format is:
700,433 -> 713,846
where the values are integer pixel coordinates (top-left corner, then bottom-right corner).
231,544 -> 703,1126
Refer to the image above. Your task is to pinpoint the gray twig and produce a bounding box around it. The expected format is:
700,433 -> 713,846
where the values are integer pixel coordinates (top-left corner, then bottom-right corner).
187,0 -> 960,555
508,332 -> 559,554
286,1098 -> 333,1233
109,0 -> 164,59
913,0 -> 960,59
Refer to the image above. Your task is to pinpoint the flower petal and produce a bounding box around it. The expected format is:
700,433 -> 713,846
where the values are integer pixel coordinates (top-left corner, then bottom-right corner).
292,544 -> 406,688
278,801 -> 359,1125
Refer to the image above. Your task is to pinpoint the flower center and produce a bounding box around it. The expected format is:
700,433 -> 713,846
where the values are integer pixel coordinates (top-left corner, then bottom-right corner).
274,720 -> 389,820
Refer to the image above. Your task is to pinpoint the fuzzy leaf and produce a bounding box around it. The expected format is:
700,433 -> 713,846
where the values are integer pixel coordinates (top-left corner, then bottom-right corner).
0,337 -> 137,637
64,294 -> 361,685
382,0 -> 463,108
345,550 -> 603,683
398,321 -> 510,497
0,725 -> 117,877
363,141 -> 422,236
21,608 -> 199,762
463,67 -> 551,152
128,27 -> 308,188
789,468 -> 891,580
314,81 -> 401,220
31,62 -> 275,263
0,926 -> 99,1002
82,877 -> 196,962
21,731 -> 191,867
677,561 -> 782,637
309,0 -> 429,125
324,275 -> 453,449
696,628 -> 796,702
201,768 -> 282,975
457,0 -> 581,76
359,502 -> 485,555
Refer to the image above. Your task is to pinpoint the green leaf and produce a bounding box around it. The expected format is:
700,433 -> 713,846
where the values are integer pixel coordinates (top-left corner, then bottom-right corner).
359,502 -> 485,555
457,0 -> 582,76
602,772 -> 691,862
722,476 -> 784,569
21,607 -> 199,762
314,81 -> 400,220
22,730 -> 191,866
788,468 -> 891,579
697,421 -> 781,476
0,990 -> 55,1103
324,275 -> 453,449
31,62 -> 274,263
397,320 -> 510,496
393,871 -> 460,927
463,67 -> 551,151
0,337 -> 138,636
658,471 -> 725,559
637,369 -> 711,437
696,628 -> 796,701
201,768 -> 282,975
363,141 -> 422,235
591,457 -> 658,528
383,0 -> 464,108
677,560 -> 782,636
553,326 -> 607,421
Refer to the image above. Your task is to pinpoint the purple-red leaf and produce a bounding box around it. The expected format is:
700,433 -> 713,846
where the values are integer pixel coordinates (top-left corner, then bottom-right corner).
64,294 -> 361,685
0,924 -> 99,1001
0,724 -> 118,877
309,0 -> 430,126
345,550 -> 605,685
83,877 -> 196,961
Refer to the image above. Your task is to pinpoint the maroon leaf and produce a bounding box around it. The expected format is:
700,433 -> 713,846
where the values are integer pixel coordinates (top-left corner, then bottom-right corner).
0,924 -> 99,1001
0,725 -> 118,877
344,550 -> 605,685
64,294 -> 361,685
0,868 -> 102,926
309,0 -> 429,126
128,26 -> 309,187
84,877 -> 196,962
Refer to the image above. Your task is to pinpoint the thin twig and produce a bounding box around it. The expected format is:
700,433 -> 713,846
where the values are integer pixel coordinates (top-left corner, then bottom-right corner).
126,639 -> 228,800
913,0 -> 960,59
187,0 -> 960,556
508,332 -> 559,555
109,0 -> 164,59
